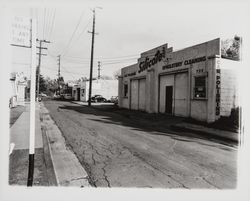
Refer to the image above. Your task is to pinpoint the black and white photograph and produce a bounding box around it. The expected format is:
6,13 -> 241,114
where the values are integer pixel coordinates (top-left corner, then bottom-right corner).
0,0 -> 250,200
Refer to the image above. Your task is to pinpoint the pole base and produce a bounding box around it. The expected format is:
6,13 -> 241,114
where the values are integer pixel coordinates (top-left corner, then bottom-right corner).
27,154 -> 35,187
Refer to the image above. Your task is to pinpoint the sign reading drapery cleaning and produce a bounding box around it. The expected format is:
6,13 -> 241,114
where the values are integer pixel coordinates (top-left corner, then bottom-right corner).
11,16 -> 31,48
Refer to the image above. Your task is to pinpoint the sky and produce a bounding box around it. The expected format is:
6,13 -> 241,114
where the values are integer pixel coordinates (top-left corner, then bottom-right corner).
9,0 -> 249,82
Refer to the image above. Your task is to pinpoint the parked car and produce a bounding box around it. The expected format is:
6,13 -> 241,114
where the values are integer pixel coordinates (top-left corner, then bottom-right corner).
40,93 -> 47,97
110,96 -> 118,105
90,95 -> 107,103
64,93 -> 72,100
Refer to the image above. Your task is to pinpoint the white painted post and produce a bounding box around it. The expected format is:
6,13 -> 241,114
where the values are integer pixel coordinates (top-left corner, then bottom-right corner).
27,18 -> 36,186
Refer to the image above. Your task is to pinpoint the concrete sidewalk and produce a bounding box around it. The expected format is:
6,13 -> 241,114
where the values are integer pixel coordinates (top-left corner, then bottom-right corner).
9,101 -> 90,187
10,103 -> 43,150
9,102 -> 49,186
171,122 -> 239,144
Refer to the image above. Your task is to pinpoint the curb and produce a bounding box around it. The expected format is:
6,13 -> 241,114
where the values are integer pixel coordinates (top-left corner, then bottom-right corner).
40,121 -> 58,186
170,124 -> 239,144
40,102 -> 90,187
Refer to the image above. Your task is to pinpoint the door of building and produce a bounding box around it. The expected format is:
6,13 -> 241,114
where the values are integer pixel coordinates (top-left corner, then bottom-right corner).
165,86 -> 173,114
77,88 -> 80,101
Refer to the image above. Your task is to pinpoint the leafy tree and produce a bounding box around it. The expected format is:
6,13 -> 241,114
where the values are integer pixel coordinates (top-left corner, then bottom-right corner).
113,69 -> 121,80
221,35 -> 242,61
36,68 -> 47,93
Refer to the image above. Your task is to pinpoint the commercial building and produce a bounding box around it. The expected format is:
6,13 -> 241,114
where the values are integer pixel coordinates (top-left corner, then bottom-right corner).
72,78 -> 118,101
9,72 -> 28,107
118,38 -> 240,123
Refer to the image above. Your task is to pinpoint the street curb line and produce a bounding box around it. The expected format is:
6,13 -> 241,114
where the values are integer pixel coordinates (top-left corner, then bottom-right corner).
40,102 -> 90,187
40,121 -> 58,186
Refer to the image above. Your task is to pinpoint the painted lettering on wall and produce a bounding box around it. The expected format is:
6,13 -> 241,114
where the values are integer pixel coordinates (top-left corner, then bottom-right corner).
215,69 -> 221,116
124,72 -> 136,77
162,56 -> 207,70
138,47 -> 166,73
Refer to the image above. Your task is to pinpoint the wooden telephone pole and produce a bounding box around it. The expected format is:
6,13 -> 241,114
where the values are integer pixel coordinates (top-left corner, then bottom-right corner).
57,55 -> 61,95
88,7 -> 101,106
36,39 -> 50,99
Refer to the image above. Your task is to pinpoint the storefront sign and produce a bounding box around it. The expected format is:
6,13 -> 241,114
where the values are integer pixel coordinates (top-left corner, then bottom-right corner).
162,56 -> 206,70
215,69 -> 221,116
124,72 -> 136,77
138,47 -> 165,73
11,16 -> 31,47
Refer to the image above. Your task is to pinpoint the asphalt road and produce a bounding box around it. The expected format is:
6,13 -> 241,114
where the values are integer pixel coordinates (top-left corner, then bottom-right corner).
44,100 -> 237,188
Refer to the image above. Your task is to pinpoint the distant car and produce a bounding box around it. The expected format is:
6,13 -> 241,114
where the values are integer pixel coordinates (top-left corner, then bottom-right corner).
110,96 -> 118,105
40,93 -> 47,97
90,95 -> 107,103
64,94 -> 72,100
37,96 -> 42,102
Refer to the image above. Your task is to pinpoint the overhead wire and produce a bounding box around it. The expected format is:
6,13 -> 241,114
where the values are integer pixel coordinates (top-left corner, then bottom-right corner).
61,11 -> 85,56
43,8 -> 47,39
48,9 -> 56,41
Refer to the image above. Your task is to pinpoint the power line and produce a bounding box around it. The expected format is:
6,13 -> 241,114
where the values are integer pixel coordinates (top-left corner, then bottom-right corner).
43,8 -> 46,39
61,11 -> 85,56
47,9 -> 54,39
69,18 -> 92,45
48,9 -> 56,41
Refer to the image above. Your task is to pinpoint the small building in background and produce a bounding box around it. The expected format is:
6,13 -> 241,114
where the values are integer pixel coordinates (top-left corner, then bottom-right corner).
9,72 -> 28,107
72,78 -> 118,102
118,38 -> 241,123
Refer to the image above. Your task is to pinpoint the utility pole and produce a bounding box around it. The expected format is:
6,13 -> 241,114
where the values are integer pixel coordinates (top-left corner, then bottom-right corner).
88,7 -> 101,106
27,17 -> 36,187
98,61 -> 101,79
57,55 -> 61,95
88,9 -> 96,106
36,39 -> 50,100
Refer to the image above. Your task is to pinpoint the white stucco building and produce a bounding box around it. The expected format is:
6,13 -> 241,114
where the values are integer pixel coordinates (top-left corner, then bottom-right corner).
72,78 -> 118,101
118,38 -> 240,123
9,72 -> 27,107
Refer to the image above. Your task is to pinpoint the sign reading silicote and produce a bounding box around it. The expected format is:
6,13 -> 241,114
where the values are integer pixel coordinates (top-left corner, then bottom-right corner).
138,47 -> 166,73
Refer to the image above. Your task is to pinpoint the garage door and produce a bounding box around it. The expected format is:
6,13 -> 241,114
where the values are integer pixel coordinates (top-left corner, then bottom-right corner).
174,73 -> 188,116
138,79 -> 146,111
130,80 -> 139,110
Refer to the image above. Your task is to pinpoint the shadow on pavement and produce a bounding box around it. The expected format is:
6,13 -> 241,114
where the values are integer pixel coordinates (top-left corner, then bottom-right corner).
52,101 -> 236,148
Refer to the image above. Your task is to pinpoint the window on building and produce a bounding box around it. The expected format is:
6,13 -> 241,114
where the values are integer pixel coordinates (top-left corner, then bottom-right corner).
82,89 -> 85,96
124,84 -> 128,97
194,76 -> 206,98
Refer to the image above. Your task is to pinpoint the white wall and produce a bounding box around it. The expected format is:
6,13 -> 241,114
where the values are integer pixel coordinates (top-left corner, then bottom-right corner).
83,79 -> 118,101
220,59 -> 240,116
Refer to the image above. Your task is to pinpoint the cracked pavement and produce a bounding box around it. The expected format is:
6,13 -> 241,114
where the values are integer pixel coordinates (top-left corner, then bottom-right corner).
44,100 -> 237,188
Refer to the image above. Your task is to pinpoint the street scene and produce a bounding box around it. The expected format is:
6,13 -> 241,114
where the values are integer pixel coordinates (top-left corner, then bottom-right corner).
6,0 -> 246,193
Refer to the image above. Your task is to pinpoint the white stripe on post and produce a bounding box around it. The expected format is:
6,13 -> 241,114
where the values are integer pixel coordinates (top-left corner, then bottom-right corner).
29,18 -> 37,155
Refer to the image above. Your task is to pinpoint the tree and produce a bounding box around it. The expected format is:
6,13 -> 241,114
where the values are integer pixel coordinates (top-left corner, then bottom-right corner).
113,69 -> 121,80
36,68 -> 47,93
44,77 -> 58,96
221,35 -> 241,61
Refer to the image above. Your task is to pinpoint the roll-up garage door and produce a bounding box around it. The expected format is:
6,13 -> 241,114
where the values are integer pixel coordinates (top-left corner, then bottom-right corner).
131,80 -> 139,110
130,79 -> 146,111
174,72 -> 188,117
138,79 -> 146,111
